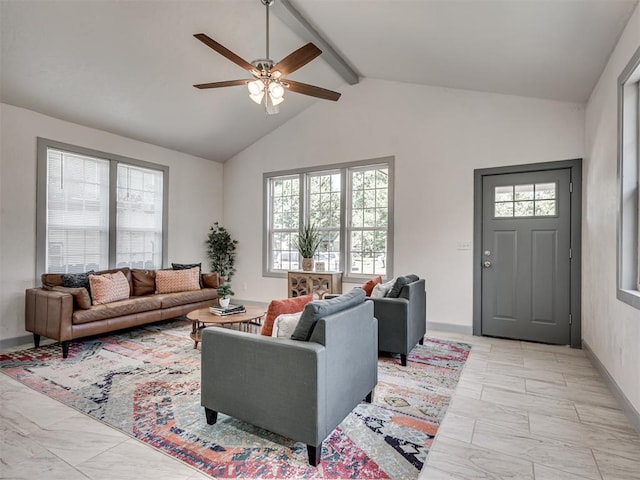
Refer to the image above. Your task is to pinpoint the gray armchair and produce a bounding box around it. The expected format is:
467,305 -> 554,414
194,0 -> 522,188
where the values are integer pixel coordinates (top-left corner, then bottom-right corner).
368,278 -> 426,366
200,290 -> 377,466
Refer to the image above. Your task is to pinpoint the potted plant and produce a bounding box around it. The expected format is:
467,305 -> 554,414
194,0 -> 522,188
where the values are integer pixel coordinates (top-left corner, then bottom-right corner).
294,223 -> 322,271
216,283 -> 235,309
206,222 -> 238,281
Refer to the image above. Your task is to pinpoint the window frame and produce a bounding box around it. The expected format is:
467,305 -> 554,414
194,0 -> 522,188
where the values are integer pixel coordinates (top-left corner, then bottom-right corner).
617,47 -> 640,310
263,156 -> 394,283
36,138 -> 169,278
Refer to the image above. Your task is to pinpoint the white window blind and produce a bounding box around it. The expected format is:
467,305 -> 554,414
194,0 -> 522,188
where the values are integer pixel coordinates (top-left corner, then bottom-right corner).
46,148 -> 110,273
116,164 -> 164,269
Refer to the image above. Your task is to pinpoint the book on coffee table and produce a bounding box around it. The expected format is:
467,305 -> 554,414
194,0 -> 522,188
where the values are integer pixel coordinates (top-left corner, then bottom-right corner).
209,304 -> 246,316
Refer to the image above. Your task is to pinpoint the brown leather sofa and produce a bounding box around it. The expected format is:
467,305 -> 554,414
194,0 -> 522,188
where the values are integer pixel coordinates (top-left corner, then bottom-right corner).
25,267 -> 220,358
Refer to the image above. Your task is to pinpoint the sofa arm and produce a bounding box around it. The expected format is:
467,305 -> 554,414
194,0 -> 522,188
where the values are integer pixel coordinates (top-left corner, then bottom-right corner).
367,296 -> 410,352
201,328 -> 326,446
25,288 -> 74,343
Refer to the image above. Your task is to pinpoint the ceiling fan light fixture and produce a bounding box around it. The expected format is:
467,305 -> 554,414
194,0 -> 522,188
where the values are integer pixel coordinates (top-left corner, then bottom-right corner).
268,82 -> 285,105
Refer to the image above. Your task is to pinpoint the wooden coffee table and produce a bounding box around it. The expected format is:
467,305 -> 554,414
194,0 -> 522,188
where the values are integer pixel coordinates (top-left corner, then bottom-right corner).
187,305 -> 266,349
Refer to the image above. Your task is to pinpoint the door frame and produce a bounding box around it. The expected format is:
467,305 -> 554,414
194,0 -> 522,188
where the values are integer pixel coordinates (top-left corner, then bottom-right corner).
473,159 -> 583,348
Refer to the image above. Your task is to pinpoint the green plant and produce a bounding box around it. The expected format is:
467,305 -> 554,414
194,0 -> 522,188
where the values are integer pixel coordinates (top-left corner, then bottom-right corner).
294,223 -> 322,258
216,283 -> 235,299
206,222 -> 238,281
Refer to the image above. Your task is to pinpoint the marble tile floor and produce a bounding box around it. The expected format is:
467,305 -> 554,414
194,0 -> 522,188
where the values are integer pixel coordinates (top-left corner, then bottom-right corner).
1,332 -> 639,480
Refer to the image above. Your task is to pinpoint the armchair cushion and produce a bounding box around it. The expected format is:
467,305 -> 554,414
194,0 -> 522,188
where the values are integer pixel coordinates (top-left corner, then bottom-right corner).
261,295 -> 312,336
361,276 -> 382,296
371,278 -> 395,298
291,288 -> 366,341
271,311 -> 303,338
387,276 -> 411,298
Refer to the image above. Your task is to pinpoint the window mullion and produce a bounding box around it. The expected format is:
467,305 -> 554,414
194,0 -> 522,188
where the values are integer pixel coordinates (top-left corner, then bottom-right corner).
340,168 -> 348,274
108,159 -> 118,269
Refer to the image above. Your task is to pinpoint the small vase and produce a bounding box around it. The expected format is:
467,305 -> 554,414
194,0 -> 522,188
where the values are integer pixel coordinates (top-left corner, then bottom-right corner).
302,258 -> 314,271
219,297 -> 231,308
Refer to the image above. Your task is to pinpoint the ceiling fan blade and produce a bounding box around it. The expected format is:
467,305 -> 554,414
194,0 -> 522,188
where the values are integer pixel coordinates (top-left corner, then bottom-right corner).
194,33 -> 258,75
193,80 -> 249,89
285,80 -> 341,101
271,43 -> 321,78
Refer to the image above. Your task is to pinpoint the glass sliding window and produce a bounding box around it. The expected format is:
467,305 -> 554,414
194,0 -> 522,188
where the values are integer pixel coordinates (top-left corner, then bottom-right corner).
116,164 -> 164,269
45,148 -> 110,273
308,171 -> 341,271
269,175 -> 301,270
348,165 -> 389,276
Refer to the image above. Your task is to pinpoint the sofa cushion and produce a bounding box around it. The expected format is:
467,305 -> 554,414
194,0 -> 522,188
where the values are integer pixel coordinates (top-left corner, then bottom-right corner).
89,271 -> 131,305
51,286 -> 92,310
132,269 -> 156,296
156,267 -> 200,293
72,296 -> 162,324
62,271 -> 95,290
260,295 -> 312,337
172,262 -> 203,288
202,273 -> 220,289
155,289 -> 217,309
291,288 -> 366,341
371,278 -> 396,298
361,276 -> 382,296
271,311 -> 303,338
405,274 -> 419,283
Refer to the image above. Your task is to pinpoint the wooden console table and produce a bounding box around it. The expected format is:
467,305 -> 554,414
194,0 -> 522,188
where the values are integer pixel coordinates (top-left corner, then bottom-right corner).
287,271 -> 342,299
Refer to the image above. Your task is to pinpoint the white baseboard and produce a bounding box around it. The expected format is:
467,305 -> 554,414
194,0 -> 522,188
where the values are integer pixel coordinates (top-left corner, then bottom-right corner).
427,322 -> 473,335
582,339 -> 640,436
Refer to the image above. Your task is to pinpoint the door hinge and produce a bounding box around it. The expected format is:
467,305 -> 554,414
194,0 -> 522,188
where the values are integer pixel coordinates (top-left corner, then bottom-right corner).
569,314 -> 572,325
569,248 -> 572,259
569,182 -> 573,193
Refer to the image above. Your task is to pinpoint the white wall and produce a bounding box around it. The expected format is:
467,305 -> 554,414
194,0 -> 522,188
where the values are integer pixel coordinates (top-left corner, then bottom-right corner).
0,103 -> 224,342
223,79 -> 584,330
584,6 -> 640,413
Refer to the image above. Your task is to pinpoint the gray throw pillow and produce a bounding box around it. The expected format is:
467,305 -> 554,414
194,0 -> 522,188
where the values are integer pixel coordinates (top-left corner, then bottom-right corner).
387,276 -> 410,298
291,288 -> 366,341
406,274 -> 419,283
61,270 -> 95,290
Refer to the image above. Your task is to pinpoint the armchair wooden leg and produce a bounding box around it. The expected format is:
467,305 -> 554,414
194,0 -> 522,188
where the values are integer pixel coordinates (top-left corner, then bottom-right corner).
204,408 -> 218,425
400,354 -> 407,366
33,333 -> 40,348
62,341 -> 69,359
364,389 -> 374,403
307,444 -> 321,466
419,337 -> 424,345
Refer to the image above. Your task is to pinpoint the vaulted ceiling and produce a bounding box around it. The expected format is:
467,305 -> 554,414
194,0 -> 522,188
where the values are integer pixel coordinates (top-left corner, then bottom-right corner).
1,0 -> 636,162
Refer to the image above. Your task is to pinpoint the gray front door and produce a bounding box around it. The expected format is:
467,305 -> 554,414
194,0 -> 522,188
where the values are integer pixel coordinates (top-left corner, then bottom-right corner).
481,168 -> 572,344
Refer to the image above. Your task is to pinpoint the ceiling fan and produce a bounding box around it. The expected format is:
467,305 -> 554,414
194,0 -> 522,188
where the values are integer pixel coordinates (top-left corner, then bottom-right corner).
193,0 -> 341,115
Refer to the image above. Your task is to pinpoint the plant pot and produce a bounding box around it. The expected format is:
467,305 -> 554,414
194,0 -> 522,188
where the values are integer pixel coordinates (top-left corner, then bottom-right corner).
302,258 -> 314,271
219,297 -> 231,308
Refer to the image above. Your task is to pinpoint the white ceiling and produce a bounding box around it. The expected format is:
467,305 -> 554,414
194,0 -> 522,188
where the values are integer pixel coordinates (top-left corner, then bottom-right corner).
1,0 -> 636,163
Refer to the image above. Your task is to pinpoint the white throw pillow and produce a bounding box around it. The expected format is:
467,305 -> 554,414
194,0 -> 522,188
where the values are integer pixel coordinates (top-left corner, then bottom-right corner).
371,278 -> 396,298
271,311 -> 303,338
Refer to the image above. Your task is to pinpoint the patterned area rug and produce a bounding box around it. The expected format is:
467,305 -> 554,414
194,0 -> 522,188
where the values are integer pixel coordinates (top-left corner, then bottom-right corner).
0,321 -> 470,479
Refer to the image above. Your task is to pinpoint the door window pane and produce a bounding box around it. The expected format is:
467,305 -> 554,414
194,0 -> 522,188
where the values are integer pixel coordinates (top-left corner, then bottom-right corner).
494,182 -> 557,218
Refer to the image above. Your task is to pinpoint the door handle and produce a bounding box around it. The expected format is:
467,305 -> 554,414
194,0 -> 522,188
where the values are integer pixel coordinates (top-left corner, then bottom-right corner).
483,261 -> 492,268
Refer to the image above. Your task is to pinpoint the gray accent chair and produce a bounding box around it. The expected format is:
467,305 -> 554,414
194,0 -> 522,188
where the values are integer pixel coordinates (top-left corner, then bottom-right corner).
367,278 -> 426,366
200,292 -> 377,466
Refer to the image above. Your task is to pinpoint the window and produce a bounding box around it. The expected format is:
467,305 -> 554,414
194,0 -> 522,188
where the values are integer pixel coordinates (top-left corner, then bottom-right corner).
494,183 -> 557,218
617,48 -> 640,309
264,157 -> 394,281
36,138 -> 168,276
